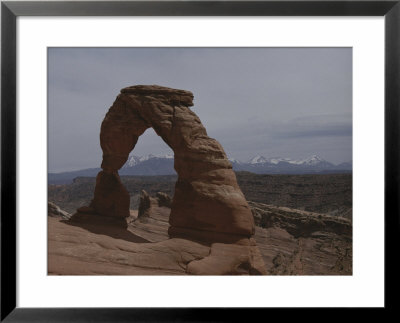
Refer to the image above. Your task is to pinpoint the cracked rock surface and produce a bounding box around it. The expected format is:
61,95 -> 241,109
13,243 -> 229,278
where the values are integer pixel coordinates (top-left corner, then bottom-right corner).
49,197 -> 351,275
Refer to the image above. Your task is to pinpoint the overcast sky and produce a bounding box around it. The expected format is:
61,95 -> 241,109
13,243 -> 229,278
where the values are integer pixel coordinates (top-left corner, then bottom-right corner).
48,47 -> 352,173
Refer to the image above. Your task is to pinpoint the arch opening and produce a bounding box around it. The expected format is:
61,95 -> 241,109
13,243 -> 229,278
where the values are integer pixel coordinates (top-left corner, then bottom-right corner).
87,85 -> 255,243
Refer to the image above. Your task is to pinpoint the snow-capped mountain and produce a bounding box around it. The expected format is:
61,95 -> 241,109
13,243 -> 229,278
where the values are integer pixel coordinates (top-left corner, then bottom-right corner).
125,155 -> 140,167
122,153 -> 337,170
299,154 -> 326,166
120,153 -> 176,176
48,153 -> 352,184
234,154 -> 349,174
125,154 -> 173,167
228,157 -> 242,164
242,154 -> 333,167
248,155 -> 268,164
120,153 -> 350,175
266,157 -> 293,165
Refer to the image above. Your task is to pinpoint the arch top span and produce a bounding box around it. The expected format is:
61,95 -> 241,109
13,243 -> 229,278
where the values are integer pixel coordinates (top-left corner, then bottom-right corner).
121,84 -> 194,107
90,85 -> 255,243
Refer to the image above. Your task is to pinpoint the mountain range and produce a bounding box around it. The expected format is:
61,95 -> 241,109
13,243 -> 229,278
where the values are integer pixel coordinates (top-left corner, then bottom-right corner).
228,154 -> 352,173
48,153 -> 351,184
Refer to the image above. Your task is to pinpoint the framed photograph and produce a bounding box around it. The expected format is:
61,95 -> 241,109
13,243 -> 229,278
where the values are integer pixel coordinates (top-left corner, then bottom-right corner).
2,0 -> 399,320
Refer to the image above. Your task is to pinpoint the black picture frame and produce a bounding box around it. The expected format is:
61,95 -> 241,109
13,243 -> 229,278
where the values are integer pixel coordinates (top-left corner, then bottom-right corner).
1,0 -> 399,321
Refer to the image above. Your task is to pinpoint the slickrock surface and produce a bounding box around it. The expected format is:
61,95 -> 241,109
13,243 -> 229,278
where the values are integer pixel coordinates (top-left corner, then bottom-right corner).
49,216 -> 267,275
50,198 -> 266,275
89,85 -> 255,242
49,193 -> 352,275
48,217 -> 210,275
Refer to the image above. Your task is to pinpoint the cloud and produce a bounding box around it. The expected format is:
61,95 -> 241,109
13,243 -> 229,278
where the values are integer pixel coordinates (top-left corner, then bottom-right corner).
272,114 -> 352,139
273,125 -> 352,139
48,47 -> 352,172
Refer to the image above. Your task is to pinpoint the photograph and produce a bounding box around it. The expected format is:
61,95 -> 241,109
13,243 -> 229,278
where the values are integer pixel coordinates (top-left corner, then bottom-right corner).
47,47 -> 353,276
2,0 -> 397,318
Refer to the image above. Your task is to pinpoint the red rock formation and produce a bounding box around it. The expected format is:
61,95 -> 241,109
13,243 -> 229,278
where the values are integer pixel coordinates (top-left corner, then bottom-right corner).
137,190 -> 158,219
89,85 -> 255,243
51,196 -> 350,275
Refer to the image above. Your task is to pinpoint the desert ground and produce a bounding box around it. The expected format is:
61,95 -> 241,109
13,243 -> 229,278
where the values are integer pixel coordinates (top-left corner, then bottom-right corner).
48,173 -> 352,275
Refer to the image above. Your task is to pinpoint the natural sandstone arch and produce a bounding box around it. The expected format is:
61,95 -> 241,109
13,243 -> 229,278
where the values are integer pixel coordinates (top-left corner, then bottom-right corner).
89,85 -> 255,243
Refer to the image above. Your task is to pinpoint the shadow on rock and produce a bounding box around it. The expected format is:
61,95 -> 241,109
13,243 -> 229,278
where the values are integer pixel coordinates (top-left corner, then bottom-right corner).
64,211 -> 150,244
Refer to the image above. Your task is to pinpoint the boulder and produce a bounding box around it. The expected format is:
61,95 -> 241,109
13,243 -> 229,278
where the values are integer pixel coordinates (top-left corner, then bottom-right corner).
156,192 -> 172,208
137,190 -> 158,218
